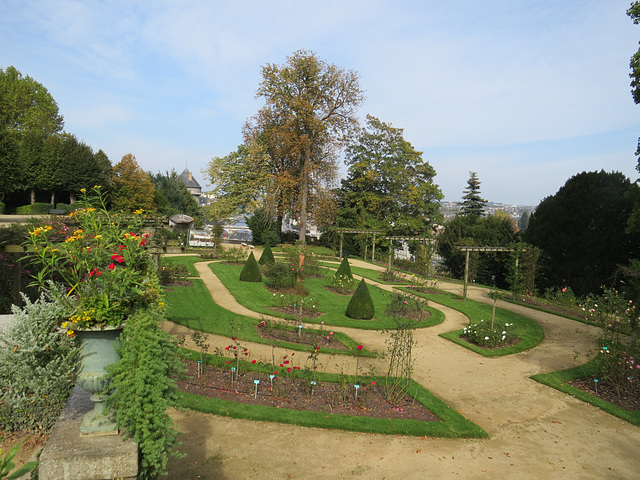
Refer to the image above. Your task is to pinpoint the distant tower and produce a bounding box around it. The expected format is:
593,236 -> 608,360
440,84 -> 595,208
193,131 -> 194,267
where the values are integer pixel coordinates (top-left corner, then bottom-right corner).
178,168 -> 202,200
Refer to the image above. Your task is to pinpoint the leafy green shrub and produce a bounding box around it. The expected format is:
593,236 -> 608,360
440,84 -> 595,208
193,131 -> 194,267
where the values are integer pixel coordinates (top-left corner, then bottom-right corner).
462,320 -> 515,348
222,247 -> 248,264
239,252 -> 262,282
54,203 -> 73,214
346,279 -> 375,319
158,263 -> 189,285
335,257 -> 353,280
329,273 -> 356,294
262,230 -> 280,247
259,243 -> 275,265
106,308 -> 184,480
0,294 -> 80,432
15,203 -> 52,215
263,262 -> 296,289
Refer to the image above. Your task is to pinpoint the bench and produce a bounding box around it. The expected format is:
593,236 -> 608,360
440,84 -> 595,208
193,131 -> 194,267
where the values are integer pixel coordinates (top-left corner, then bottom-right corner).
49,209 -> 66,215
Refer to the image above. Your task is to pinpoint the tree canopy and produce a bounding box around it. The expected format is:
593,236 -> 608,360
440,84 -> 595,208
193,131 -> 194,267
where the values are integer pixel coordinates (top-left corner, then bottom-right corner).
254,49 -> 364,242
339,115 -> 443,235
111,154 -> 156,212
524,170 -> 640,296
151,170 -> 201,221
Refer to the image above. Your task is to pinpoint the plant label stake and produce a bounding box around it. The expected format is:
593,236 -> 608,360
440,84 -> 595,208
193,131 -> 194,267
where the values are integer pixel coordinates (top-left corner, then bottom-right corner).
298,322 -> 302,339
310,380 -> 316,395
594,378 -> 599,394
354,384 -> 360,400
231,366 -> 236,383
254,379 -> 260,398
197,360 -> 202,378
270,374 -> 275,389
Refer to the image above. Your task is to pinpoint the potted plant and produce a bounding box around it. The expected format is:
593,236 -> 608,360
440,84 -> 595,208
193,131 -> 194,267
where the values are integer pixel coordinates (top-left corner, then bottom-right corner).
25,186 -> 162,435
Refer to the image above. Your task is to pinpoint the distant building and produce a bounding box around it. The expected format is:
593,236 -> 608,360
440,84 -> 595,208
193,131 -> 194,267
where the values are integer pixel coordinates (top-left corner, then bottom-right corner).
177,168 -> 202,201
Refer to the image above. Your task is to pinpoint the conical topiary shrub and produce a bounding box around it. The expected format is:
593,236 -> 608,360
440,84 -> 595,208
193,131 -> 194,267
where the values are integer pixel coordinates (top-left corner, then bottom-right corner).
239,252 -> 262,282
345,278 -> 375,319
334,256 -> 353,280
258,243 -> 275,265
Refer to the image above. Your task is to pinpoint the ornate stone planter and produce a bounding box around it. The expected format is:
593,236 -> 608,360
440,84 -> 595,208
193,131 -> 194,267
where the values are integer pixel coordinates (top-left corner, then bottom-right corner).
75,327 -> 122,436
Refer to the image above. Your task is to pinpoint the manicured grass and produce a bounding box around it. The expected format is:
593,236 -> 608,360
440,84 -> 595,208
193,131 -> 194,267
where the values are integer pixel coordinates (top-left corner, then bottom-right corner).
503,298 -> 598,326
209,262 -> 445,330
165,279 -> 368,356
161,255 -> 201,276
319,261 -> 411,285
400,287 -> 545,356
531,361 -> 640,426
178,348 -> 488,438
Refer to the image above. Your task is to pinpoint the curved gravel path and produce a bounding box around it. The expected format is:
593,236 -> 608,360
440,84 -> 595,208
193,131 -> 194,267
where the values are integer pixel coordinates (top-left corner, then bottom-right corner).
165,257 -> 640,479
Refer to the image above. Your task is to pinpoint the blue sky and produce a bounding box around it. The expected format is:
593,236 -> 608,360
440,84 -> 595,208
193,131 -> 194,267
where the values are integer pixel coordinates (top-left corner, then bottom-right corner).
2,0 -> 639,206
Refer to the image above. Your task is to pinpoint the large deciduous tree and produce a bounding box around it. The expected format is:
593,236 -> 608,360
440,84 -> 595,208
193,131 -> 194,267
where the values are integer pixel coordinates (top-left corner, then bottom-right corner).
110,154 -> 156,212
254,49 -> 364,242
340,114 -> 443,234
524,170 -> 640,296
151,170 -> 201,220
0,66 -> 64,201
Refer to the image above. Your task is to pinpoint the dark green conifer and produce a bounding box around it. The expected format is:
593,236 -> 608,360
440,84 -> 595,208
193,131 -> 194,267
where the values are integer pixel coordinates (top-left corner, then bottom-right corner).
335,256 -> 353,280
239,252 -> 262,282
258,243 -> 275,265
345,278 -> 375,319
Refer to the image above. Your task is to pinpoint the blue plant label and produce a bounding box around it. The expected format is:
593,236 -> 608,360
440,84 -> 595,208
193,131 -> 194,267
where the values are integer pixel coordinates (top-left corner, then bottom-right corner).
298,325 -> 303,329
311,381 -> 316,385
270,375 -> 275,379
354,384 -> 360,389
254,379 -> 260,384
231,367 -> 236,371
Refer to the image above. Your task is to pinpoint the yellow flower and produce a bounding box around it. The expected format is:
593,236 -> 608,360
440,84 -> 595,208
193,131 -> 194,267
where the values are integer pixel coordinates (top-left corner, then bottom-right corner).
67,330 -> 75,338
61,322 -> 68,328
80,188 -> 86,193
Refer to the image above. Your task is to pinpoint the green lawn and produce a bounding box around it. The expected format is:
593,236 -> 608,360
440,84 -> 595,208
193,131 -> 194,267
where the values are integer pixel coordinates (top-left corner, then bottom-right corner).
209,262 -> 445,330
161,255 -> 201,276
165,279 -> 367,355
531,360 -> 640,425
399,287 -> 545,356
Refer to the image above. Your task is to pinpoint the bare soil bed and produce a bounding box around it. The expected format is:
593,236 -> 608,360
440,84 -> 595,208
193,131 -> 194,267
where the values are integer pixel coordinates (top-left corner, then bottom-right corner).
253,322 -> 349,350
176,359 -> 440,422
568,376 -> 640,411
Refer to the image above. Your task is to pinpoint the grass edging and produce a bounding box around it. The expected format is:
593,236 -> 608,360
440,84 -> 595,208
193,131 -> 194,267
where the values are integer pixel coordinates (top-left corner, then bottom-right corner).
398,287 -> 545,356
177,350 -> 488,438
530,361 -> 640,425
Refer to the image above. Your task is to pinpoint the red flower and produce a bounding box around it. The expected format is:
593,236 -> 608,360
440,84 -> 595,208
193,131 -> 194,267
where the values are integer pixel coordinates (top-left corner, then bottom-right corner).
273,371 -> 277,375
357,345 -> 363,351
279,364 -> 284,367
286,367 -> 292,373
227,360 -> 232,364
371,381 -> 376,386
107,263 -> 116,270
283,360 -> 289,364
232,337 -> 237,340
251,360 -> 256,364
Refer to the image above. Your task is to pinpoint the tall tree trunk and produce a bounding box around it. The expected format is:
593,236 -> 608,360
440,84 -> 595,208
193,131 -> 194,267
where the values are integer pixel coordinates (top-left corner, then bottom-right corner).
70,192 -> 77,204
298,153 -> 309,244
30,188 -> 35,205
50,191 -> 55,205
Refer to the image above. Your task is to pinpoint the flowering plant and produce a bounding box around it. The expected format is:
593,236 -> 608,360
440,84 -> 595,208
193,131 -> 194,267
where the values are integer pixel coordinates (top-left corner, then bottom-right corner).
462,320 -> 515,348
25,186 -> 161,332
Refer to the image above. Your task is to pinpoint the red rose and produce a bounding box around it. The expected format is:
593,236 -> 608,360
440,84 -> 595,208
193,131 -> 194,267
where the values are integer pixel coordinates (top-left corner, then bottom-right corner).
357,345 -> 363,351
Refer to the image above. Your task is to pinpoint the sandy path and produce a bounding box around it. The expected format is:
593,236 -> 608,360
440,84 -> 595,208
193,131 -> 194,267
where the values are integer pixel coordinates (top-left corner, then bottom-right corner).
165,257 -> 640,479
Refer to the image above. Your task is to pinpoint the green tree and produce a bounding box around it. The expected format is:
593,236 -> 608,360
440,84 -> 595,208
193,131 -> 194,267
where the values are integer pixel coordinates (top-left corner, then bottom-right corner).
458,172 -> 487,218
524,171 -> 640,296
345,278 -> 375,320
340,115 -> 443,235
438,213 -> 520,287
203,143 -> 269,220
239,252 -> 262,282
110,154 -> 156,212
255,49 -> 364,242
151,170 -> 201,220
517,210 -> 530,231
0,66 -> 64,202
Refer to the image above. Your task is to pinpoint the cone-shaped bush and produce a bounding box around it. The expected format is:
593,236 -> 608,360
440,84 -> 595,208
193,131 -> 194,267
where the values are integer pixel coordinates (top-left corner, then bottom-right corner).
258,243 -> 275,265
345,278 -> 375,319
239,252 -> 262,282
335,256 -> 353,280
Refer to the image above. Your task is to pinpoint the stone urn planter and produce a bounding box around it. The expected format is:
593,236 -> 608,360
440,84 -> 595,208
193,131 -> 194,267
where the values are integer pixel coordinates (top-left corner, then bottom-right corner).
75,327 -> 122,436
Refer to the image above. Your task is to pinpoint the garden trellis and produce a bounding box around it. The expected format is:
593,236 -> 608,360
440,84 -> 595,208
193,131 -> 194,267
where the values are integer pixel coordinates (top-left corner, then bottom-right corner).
333,228 -> 383,260
458,246 -> 525,300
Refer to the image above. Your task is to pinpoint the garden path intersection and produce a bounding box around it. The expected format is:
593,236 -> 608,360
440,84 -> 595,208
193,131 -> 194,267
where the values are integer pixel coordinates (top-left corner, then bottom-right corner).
162,255 -> 640,479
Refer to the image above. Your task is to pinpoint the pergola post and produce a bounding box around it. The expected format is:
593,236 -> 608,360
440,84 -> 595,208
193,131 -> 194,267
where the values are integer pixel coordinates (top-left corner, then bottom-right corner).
372,233 -> 376,261
339,232 -> 344,259
463,249 -> 470,300
388,239 -> 393,272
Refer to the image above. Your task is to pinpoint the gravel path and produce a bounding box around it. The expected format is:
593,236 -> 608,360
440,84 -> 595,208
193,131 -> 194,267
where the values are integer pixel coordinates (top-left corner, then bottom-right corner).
165,256 -> 640,480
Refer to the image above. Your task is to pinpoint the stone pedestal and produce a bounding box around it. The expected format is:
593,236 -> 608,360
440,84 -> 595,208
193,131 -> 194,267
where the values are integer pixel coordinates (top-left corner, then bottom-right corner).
39,386 -> 138,480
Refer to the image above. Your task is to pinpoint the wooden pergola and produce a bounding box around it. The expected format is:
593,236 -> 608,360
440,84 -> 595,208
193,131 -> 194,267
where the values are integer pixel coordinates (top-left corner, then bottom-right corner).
458,246 -> 524,300
383,236 -> 435,272
333,228 -> 383,260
